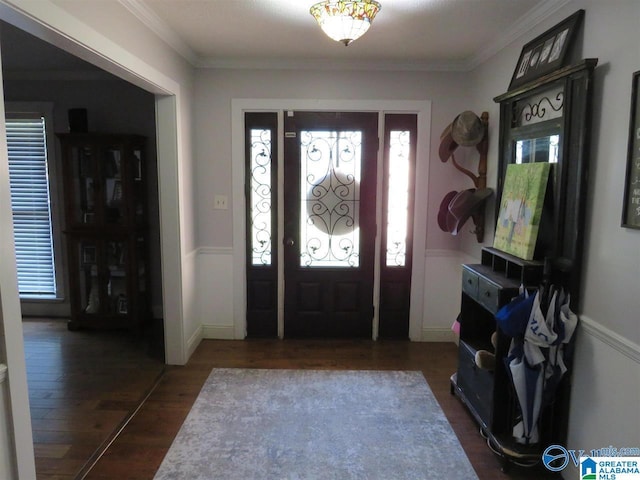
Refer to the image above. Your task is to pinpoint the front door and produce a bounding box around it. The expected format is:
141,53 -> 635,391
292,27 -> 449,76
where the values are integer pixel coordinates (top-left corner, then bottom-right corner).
283,111 -> 378,337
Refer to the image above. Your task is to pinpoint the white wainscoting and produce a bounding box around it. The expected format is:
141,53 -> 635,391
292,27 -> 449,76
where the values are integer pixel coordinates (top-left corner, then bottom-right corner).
420,249 -> 466,342
183,248 -> 201,360
195,247 -> 470,343
564,315 -> 640,479
196,247 -> 237,344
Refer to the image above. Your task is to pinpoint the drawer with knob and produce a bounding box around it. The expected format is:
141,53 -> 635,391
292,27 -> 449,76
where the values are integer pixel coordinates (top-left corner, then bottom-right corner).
462,267 -> 479,298
478,277 -> 501,313
461,264 -> 520,314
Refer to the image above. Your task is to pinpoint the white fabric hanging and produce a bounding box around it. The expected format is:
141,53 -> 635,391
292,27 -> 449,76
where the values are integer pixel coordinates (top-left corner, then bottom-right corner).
509,287 -> 579,444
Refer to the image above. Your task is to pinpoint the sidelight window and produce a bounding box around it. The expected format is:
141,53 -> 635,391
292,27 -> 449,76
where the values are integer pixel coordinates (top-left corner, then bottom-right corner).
248,128 -> 273,266
385,129 -> 411,267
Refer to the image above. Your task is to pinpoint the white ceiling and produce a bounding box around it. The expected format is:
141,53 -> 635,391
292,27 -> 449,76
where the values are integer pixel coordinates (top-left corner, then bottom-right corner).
123,0 -> 566,70
1,0 -> 571,72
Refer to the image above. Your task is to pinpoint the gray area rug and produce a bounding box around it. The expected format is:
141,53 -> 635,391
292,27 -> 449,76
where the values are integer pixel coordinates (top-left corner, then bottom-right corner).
154,368 -> 478,479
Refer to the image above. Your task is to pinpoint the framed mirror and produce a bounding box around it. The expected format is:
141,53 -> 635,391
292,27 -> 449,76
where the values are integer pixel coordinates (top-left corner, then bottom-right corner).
514,135 -> 560,164
494,59 -> 598,307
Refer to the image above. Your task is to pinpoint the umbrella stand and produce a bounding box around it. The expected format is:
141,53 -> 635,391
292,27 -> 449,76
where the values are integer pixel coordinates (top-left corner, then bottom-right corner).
500,285 -> 579,447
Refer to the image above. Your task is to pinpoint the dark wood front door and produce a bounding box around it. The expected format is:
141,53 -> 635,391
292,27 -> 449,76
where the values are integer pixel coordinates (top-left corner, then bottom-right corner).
283,111 -> 378,337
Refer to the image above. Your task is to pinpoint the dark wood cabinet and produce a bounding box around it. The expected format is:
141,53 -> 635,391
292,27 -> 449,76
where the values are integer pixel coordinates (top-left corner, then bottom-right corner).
451,59 -> 597,469
59,133 -> 149,331
452,247 -> 545,463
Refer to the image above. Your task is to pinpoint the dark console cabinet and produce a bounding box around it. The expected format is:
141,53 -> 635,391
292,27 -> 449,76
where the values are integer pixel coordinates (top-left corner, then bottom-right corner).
452,247 -> 544,461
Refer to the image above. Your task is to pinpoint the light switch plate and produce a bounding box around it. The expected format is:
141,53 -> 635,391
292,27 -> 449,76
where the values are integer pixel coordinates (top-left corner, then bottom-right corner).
214,195 -> 228,210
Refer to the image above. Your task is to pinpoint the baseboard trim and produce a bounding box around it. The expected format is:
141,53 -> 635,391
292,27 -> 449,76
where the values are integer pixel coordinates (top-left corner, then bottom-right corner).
421,327 -> 457,343
186,325 -> 203,360
580,315 -> 640,364
202,324 -> 236,340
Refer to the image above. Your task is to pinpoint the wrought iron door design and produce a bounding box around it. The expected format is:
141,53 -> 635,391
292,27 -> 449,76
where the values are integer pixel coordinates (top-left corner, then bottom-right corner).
299,129 -> 362,267
284,112 -> 378,337
245,113 -> 278,337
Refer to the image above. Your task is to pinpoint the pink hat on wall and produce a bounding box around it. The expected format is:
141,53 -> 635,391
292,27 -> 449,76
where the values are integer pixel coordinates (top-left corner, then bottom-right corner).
437,188 -> 493,235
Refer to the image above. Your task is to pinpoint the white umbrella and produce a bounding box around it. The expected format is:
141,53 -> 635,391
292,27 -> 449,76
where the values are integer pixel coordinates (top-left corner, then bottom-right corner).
509,345 -> 544,444
508,287 -> 578,444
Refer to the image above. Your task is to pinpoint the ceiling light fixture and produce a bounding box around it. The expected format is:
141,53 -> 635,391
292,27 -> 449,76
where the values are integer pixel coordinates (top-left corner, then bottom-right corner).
309,0 -> 381,47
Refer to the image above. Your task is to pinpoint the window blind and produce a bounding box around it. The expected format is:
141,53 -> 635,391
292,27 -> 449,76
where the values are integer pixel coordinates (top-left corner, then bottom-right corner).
7,117 -> 57,297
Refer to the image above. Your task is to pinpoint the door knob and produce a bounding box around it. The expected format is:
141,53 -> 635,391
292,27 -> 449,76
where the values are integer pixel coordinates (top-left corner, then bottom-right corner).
284,237 -> 295,247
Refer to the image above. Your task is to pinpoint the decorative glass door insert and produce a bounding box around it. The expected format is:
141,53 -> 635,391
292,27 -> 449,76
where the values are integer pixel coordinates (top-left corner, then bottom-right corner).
245,113 -> 278,337
249,127 -> 273,266
385,129 -> 411,267
299,130 -> 362,267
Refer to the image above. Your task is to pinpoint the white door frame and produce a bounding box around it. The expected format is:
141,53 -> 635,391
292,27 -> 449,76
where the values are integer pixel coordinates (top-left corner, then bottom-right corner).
0,3 -> 189,476
0,0 -> 188,365
0,53 -> 33,479
232,99 -> 431,340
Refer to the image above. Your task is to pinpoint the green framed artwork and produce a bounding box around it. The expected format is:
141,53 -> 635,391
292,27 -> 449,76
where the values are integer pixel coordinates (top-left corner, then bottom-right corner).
494,162 -> 551,260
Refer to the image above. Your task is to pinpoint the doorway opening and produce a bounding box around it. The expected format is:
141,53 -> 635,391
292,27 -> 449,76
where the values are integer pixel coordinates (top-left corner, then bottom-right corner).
0,20 -> 166,478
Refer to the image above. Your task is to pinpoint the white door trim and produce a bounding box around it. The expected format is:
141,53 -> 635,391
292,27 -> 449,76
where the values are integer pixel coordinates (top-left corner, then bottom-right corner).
0,55 -> 34,480
0,0 -> 189,366
232,99 -> 431,340
0,3 -> 191,475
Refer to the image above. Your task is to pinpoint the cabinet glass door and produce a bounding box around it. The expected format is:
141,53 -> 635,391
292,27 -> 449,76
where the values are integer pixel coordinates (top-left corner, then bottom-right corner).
75,238 -> 129,316
104,147 -> 126,225
71,145 -> 97,226
78,239 -> 100,313
133,148 -> 145,223
106,239 -> 128,315
136,236 -> 147,294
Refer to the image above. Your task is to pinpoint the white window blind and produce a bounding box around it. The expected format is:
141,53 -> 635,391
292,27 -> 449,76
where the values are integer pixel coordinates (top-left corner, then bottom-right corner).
7,116 -> 57,298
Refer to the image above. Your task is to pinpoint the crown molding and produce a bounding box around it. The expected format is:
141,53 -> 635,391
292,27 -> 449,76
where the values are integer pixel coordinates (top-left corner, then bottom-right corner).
119,0 -> 573,73
118,0 -> 199,66
468,0 -> 573,70
3,69 -> 119,81
195,57 -> 469,72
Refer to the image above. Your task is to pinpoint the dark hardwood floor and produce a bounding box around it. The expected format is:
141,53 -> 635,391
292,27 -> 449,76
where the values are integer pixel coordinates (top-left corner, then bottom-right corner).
23,319 -> 560,479
23,318 -> 165,480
